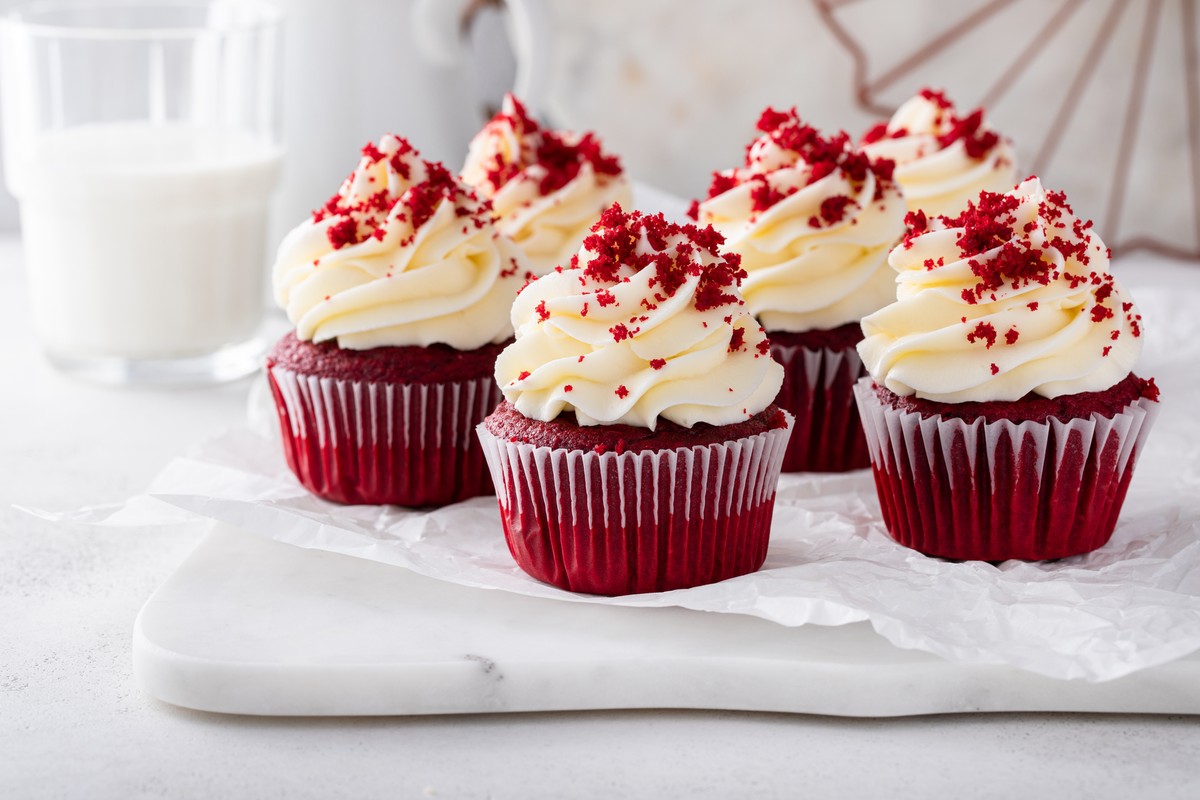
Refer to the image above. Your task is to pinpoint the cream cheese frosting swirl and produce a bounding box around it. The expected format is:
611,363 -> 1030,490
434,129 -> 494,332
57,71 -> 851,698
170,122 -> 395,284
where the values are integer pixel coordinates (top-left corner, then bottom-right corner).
273,134 -> 530,350
462,94 -> 632,275
858,177 -> 1144,403
861,88 -> 1017,219
495,206 -> 784,429
692,108 -> 906,333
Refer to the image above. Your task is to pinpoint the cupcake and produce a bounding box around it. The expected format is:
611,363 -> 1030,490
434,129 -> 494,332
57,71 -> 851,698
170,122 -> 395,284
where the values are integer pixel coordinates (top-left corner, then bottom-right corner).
477,205 -> 791,595
861,88 -> 1016,218
461,93 -> 633,275
690,108 -> 905,472
266,134 -> 531,506
855,177 -> 1160,561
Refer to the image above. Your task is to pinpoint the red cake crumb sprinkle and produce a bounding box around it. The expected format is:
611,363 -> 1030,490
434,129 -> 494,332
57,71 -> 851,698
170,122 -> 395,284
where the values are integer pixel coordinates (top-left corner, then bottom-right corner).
610,323 -> 631,342
809,194 -> 857,228
517,371 -> 531,381
406,162 -> 461,230
860,121 -> 908,145
1028,301 -> 1039,311
919,88 -> 954,109
938,108 -> 999,158
990,363 -> 1000,375
1005,327 -> 1020,345
902,209 -> 929,249
707,172 -> 739,200
749,176 -> 787,213
615,385 -> 629,399
967,322 -> 998,349
534,300 -> 550,322
326,218 -> 360,249
564,384 -> 573,392
1102,346 -> 1112,357
951,191 -> 1022,256
475,94 -> 623,197
728,326 -> 746,352
649,358 -> 666,370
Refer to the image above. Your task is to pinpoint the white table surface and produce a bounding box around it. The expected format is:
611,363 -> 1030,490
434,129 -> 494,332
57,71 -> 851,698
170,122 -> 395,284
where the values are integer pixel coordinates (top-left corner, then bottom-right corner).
3,236 -> 1200,800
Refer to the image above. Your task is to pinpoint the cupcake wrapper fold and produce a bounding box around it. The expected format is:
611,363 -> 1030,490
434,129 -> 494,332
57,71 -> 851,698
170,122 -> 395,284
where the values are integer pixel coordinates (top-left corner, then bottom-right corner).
266,365 -> 501,507
853,378 -> 1160,561
477,416 -> 793,596
771,342 -> 871,473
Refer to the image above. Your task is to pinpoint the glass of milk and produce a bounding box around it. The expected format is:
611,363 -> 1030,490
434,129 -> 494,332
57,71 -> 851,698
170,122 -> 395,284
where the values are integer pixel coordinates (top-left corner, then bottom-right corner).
0,1 -> 284,384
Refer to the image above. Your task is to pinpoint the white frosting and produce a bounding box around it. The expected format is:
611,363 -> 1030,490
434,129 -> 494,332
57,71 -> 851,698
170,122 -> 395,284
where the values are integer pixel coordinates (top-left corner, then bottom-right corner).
495,209 -> 784,429
862,90 -> 1017,218
462,94 -> 632,275
695,113 -> 906,333
273,134 -> 529,350
859,178 -> 1144,403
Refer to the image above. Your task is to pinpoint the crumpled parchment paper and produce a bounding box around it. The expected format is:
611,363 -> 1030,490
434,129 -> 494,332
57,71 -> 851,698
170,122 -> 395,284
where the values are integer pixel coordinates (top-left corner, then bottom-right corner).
29,282 -> 1200,683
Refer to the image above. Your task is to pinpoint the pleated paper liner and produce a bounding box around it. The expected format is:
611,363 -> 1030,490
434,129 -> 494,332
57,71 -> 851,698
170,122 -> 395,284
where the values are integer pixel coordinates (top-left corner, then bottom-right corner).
477,413 -> 793,596
266,364 -> 502,507
770,340 -> 870,472
853,378 -> 1160,561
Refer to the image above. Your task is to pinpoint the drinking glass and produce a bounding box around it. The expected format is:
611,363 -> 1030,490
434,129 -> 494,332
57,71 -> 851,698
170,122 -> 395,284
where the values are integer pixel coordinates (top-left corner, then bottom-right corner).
0,0 -> 283,384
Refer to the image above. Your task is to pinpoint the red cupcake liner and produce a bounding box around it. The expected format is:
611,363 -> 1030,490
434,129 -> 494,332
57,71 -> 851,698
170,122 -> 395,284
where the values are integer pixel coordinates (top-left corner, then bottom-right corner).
476,416 -> 793,595
853,378 -> 1160,561
266,365 -> 502,507
770,341 -> 871,472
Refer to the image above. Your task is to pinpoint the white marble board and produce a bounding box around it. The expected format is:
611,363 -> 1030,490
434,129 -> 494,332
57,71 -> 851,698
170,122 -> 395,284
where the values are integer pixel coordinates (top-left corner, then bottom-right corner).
133,525 -> 1200,717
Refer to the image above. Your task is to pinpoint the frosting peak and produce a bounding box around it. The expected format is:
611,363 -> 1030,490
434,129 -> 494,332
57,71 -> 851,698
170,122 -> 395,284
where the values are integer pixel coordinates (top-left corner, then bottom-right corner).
861,88 -> 1017,218
461,94 -> 632,275
495,205 -> 784,429
273,134 -> 530,350
691,108 -> 907,332
859,177 -> 1144,403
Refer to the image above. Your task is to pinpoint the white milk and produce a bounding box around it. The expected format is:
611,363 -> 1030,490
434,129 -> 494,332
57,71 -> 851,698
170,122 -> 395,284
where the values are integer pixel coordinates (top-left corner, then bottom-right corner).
12,123 -> 283,360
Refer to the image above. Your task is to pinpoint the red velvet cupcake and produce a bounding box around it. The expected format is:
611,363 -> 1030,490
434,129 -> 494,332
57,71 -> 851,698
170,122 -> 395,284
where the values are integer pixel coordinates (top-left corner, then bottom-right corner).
266,134 -> 531,507
690,108 -> 906,472
856,177 -> 1161,561
478,206 -> 791,595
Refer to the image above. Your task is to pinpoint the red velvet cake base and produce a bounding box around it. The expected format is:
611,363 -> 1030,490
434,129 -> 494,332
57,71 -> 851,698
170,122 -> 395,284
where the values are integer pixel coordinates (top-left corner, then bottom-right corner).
477,405 -> 793,595
853,376 -> 1161,562
769,323 -> 870,473
265,332 -> 507,507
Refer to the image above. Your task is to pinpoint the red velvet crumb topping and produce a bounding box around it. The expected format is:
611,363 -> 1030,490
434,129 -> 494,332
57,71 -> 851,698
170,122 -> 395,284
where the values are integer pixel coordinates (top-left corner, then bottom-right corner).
313,135 -> 479,250
578,205 -> 747,314
477,94 -> 623,197
697,107 -> 894,215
